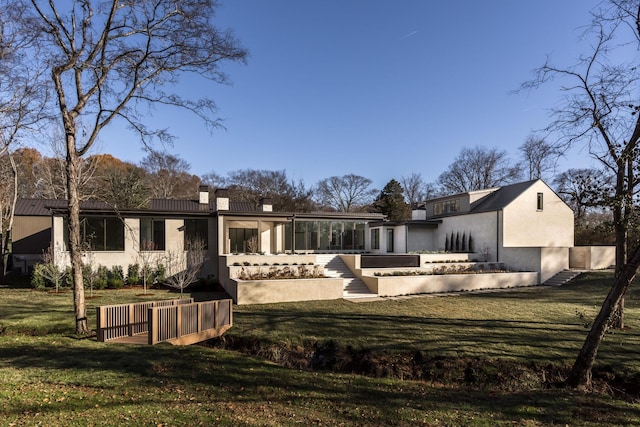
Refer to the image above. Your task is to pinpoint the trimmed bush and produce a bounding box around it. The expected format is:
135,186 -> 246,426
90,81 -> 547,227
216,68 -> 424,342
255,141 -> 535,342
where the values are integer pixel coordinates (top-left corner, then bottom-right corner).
127,263 -> 140,286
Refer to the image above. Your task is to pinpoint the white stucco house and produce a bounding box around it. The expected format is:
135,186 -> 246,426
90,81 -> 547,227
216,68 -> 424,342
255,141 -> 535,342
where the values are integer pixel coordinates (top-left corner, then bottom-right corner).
368,179 -> 576,282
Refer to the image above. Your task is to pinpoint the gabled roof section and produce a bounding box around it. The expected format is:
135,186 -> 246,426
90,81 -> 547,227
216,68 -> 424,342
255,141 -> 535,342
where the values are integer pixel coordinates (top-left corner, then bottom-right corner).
470,179 -> 538,214
15,199 -> 112,216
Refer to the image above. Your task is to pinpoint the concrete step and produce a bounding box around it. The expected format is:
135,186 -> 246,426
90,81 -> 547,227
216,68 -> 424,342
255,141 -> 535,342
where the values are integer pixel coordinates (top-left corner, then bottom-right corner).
544,270 -> 583,287
316,254 -> 378,299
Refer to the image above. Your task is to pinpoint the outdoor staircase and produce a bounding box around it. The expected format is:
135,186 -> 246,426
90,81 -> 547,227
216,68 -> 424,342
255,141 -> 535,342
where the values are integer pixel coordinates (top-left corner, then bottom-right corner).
315,254 -> 378,299
543,269 -> 583,287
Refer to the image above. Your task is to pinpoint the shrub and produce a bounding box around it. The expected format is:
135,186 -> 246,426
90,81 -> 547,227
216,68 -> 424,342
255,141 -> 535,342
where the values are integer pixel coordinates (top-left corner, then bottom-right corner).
127,264 -> 140,285
108,266 -> 124,289
31,264 -> 49,290
94,265 -> 109,289
154,263 -> 166,284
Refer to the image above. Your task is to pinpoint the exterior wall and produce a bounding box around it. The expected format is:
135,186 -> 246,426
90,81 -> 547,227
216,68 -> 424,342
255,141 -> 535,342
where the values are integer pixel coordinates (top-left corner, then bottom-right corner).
502,181 -> 574,248
569,246 -> 615,270
436,212 -> 498,260
229,278 -> 344,304
51,216 -> 191,277
406,226 -> 435,253
11,215 -> 52,273
500,246 -> 568,283
367,272 -> 539,297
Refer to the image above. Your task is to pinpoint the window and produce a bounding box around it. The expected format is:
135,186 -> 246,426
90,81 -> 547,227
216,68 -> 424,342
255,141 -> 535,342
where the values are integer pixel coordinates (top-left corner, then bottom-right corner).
537,192 -> 544,211
434,198 -> 460,215
140,218 -> 165,250
184,219 -> 208,249
387,229 -> 394,253
371,229 -> 380,250
63,216 -> 124,251
229,228 -> 258,253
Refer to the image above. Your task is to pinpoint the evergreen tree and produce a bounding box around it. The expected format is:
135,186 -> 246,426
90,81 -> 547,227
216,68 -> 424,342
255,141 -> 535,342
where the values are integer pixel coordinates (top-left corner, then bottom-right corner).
372,179 -> 411,221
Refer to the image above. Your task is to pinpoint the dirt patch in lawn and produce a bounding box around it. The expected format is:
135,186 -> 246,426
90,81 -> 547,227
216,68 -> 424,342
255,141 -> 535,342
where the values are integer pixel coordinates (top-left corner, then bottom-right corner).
205,335 -> 640,402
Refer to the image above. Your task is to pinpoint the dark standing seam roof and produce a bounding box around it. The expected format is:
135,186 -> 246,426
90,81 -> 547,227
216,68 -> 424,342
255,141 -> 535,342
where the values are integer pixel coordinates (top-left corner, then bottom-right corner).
469,180 -> 538,214
15,198 -> 259,216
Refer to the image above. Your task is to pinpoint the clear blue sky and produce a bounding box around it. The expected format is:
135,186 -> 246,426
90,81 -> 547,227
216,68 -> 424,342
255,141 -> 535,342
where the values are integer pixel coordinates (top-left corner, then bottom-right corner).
97,0 -> 601,190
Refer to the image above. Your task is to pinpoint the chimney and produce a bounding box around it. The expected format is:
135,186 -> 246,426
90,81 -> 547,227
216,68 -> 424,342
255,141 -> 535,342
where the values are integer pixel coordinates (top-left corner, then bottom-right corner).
259,197 -> 272,212
214,188 -> 229,211
198,185 -> 210,205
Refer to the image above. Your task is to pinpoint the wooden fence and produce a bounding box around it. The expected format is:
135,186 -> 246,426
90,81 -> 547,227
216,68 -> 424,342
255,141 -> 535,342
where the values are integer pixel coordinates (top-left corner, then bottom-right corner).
148,299 -> 233,345
96,298 -> 194,342
96,298 -> 233,345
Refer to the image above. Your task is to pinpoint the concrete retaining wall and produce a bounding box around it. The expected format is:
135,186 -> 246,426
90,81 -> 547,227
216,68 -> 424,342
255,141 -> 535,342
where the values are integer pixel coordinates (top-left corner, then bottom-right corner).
367,271 -> 539,297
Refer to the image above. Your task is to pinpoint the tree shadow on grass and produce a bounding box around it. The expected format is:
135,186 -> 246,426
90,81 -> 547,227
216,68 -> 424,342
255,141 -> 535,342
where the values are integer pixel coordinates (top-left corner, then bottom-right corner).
1,337 -> 638,426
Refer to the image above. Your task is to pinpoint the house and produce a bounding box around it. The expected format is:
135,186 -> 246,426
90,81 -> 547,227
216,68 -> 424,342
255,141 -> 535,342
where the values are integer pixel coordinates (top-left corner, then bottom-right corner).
12,179 -> 602,304
12,186 -> 386,281
367,179 -> 576,282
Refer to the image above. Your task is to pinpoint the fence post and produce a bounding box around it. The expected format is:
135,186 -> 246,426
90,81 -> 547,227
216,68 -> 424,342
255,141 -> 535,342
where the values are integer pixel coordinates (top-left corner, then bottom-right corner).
128,303 -> 134,336
96,306 -> 105,342
176,305 -> 182,341
148,308 -> 158,345
197,303 -> 202,334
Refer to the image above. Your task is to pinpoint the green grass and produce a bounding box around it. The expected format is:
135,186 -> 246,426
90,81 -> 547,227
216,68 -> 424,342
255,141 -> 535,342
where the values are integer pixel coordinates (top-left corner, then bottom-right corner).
0,272 -> 639,426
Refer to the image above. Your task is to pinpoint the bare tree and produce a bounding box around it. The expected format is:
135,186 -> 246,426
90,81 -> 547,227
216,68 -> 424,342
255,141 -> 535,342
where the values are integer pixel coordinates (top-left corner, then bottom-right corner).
164,237 -> 207,298
400,173 -> 437,206
24,0 -> 246,334
522,0 -> 640,388
0,3 -> 48,274
314,174 -> 377,212
39,244 -> 66,293
141,151 -> 198,199
518,135 -> 561,180
437,146 -> 521,194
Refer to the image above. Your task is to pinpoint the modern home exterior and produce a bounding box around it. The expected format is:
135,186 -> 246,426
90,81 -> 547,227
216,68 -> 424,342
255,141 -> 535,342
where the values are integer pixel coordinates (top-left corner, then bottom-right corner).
367,179 -> 576,283
12,186 -> 385,280
13,179 -> 608,304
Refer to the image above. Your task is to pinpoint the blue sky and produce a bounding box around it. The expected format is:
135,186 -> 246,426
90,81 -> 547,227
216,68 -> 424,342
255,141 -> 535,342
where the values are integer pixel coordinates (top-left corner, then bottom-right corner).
96,0 -> 601,190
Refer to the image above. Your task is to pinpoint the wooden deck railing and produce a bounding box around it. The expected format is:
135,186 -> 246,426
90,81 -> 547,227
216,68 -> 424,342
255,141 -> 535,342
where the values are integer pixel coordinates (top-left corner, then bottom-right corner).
96,298 -> 194,342
148,299 -> 233,345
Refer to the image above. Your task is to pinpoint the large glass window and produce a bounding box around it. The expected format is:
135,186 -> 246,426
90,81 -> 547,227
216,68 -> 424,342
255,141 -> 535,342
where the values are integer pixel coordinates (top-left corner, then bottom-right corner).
184,219 -> 208,249
284,220 -> 366,251
140,218 -> 165,251
63,216 -> 124,251
229,228 -> 258,253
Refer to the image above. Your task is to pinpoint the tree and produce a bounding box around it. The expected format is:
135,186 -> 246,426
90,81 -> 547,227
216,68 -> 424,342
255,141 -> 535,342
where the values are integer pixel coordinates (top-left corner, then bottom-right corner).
314,174 -> 377,212
372,179 -> 411,221
25,0 -> 246,334
89,154 -> 150,209
437,146 -> 521,194
400,173 -> 438,206
141,151 -> 199,200
518,135 -> 560,180
523,0 -> 640,388
0,3 -> 48,275
553,168 -> 608,225
164,237 -> 207,298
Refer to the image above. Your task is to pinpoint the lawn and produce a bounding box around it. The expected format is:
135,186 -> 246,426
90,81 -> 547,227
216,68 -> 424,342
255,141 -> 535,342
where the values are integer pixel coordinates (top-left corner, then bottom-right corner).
0,271 -> 639,426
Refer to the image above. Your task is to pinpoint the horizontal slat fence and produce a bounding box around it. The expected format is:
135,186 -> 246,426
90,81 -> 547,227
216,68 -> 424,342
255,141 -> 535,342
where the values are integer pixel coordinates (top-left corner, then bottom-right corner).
148,300 -> 233,345
96,298 -> 193,342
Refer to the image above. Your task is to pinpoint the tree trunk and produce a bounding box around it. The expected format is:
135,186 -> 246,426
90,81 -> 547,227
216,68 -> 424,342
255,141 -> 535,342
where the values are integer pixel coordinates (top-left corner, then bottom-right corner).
66,138 -> 89,335
567,244 -> 640,389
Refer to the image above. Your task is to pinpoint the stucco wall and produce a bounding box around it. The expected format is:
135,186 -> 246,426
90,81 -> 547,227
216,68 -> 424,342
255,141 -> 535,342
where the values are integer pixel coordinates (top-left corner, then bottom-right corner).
569,246 -> 615,270
368,272 -> 539,296
230,278 -> 344,304
502,181 -> 574,248
500,246 -> 568,283
436,212 -> 498,259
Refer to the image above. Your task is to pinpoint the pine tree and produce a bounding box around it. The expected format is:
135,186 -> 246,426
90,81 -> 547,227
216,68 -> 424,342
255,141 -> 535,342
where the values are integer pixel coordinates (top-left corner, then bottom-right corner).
372,179 -> 411,221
